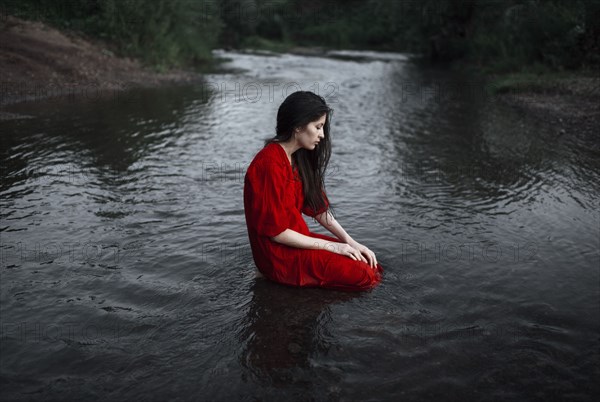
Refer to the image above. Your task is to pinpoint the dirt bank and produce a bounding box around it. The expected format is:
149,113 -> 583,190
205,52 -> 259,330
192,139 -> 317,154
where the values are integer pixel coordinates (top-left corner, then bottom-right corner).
494,74 -> 599,136
0,15 -> 204,108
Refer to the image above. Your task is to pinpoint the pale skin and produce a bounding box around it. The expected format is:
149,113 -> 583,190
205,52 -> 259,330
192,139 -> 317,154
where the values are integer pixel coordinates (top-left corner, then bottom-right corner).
271,114 -> 379,269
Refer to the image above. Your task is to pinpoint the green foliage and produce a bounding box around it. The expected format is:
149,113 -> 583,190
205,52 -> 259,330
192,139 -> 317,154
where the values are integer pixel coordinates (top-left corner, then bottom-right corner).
489,71 -> 561,94
4,0 -> 598,72
239,35 -> 293,53
472,0 -> 590,71
3,0 -> 222,70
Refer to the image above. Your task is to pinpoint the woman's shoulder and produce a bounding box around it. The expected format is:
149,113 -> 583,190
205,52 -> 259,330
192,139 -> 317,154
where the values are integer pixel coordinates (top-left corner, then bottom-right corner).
247,143 -> 288,177
260,142 -> 284,158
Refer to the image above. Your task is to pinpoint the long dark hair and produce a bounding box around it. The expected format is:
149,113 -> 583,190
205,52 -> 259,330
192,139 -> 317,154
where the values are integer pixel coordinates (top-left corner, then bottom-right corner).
264,91 -> 335,221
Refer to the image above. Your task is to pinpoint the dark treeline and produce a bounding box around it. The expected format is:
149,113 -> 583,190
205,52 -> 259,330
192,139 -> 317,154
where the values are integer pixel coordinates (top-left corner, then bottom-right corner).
3,0 -> 599,72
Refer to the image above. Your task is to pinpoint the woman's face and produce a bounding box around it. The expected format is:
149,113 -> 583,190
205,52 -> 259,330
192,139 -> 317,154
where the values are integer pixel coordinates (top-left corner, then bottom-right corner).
296,114 -> 326,150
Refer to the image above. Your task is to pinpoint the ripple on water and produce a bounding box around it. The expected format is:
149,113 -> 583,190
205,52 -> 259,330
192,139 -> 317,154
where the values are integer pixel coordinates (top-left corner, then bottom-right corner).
1,49 -> 598,400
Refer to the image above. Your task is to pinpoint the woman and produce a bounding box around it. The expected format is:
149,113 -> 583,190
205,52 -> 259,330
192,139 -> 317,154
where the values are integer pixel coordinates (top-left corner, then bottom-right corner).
243,91 -> 383,291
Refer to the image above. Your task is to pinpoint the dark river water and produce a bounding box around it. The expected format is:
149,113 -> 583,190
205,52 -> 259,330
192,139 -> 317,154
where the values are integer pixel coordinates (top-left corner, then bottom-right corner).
1,50 -> 598,401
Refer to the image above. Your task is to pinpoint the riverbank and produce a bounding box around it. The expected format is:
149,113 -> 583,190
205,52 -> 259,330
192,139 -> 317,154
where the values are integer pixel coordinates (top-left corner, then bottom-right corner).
0,16 -> 207,110
2,15 -> 598,135
489,71 -> 599,136
242,37 -> 600,135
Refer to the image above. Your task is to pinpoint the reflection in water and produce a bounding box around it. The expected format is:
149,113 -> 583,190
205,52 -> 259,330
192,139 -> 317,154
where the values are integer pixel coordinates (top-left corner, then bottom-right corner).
239,279 -> 359,388
0,84 -> 213,195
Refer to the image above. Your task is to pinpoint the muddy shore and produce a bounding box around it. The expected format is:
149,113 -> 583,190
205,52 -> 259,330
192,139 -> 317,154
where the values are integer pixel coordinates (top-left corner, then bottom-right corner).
0,16 -> 205,109
493,75 -> 599,136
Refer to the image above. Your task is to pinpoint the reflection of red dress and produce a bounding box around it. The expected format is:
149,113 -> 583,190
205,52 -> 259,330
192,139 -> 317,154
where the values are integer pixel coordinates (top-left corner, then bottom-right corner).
244,142 -> 383,292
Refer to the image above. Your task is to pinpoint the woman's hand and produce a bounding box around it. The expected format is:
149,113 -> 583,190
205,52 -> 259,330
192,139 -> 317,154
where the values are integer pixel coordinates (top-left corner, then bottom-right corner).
347,240 -> 378,269
312,211 -> 378,268
324,242 -> 366,263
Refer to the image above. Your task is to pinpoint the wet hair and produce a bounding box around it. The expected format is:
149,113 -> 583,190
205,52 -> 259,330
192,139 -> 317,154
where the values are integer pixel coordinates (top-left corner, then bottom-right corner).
264,91 -> 335,221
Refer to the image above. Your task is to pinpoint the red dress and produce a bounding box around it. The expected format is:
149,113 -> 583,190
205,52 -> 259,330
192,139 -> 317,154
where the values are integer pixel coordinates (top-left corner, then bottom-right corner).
244,142 -> 383,291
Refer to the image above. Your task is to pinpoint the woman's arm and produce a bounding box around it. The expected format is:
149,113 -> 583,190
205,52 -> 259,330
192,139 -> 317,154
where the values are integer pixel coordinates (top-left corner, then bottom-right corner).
271,228 -> 366,262
314,210 -> 378,268
314,210 -> 353,243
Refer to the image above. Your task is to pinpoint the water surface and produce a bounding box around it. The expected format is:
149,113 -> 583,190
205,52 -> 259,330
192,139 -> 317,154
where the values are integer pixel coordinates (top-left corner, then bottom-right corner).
1,50 -> 598,401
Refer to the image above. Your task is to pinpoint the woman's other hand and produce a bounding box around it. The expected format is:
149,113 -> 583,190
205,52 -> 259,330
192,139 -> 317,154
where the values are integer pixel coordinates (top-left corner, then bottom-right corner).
324,242 -> 373,267
347,240 -> 378,269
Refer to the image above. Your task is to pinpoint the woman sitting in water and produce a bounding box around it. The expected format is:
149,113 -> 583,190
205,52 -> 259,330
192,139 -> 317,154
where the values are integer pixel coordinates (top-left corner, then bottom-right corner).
243,91 -> 383,291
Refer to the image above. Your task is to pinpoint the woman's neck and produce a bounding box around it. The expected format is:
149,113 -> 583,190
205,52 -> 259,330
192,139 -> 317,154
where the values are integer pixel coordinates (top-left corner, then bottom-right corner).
276,141 -> 297,165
